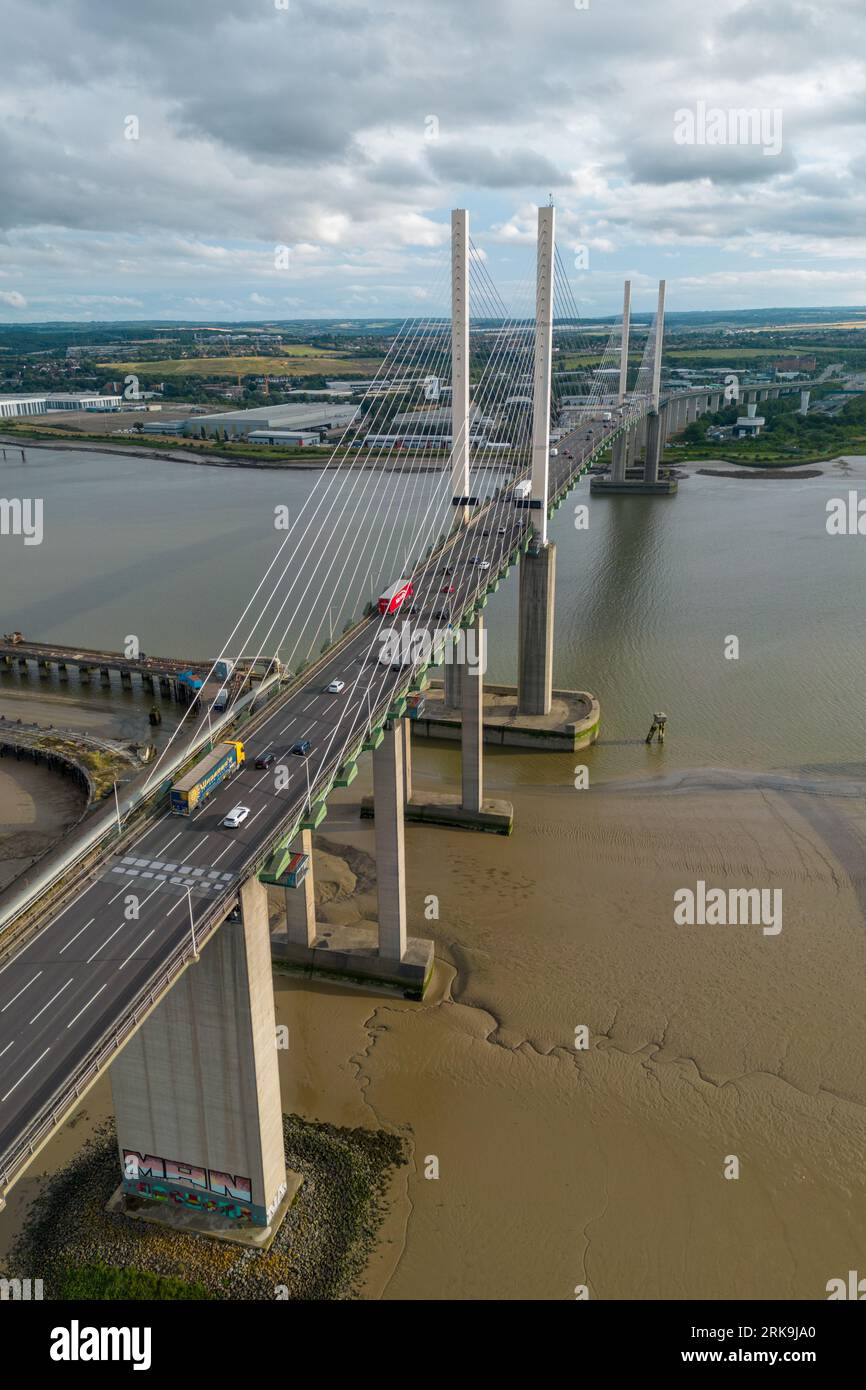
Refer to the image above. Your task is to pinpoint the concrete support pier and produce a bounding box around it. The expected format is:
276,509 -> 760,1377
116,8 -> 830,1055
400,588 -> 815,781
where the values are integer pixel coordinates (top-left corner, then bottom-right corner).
611,430 -> 628,482
401,716 -> 413,803
644,409 -> 663,485
110,877 -> 296,1240
518,541 -> 556,716
372,721 -> 408,962
461,617 -> 483,814
443,654 -> 464,708
284,829 -> 316,948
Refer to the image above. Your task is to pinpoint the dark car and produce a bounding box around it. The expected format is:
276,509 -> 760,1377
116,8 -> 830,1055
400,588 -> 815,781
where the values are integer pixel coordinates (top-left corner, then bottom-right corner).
432,607 -> 451,621
291,739 -> 312,757
254,751 -> 276,769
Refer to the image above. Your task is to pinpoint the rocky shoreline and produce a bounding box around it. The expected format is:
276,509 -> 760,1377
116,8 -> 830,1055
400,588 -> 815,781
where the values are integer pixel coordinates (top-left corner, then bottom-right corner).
7,1114 -> 407,1300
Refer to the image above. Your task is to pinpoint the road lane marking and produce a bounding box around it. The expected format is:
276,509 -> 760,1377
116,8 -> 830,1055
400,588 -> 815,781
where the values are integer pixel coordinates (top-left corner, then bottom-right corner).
84,882 -> 165,962
155,831 -> 181,857
0,1040 -> 13,1059
1,1047 -> 51,1103
118,930 -> 156,970
66,984 -> 107,1030
58,918 -> 95,954
210,843 -> 235,866
1,972 -> 43,1013
86,923 -> 126,963
29,978 -> 74,1024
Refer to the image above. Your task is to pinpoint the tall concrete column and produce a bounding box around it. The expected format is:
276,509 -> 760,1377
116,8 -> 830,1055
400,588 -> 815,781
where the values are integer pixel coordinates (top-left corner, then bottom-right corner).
401,715 -> 413,804
625,422 -> 638,467
518,541 -> 556,715
372,722 -> 407,961
518,204 -> 557,716
111,876 -> 288,1228
618,280 -> 631,405
711,393 -> 721,412
284,829 -> 315,948
611,430 -> 627,481
687,396 -> 698,424
644,409 -> 664,484
650,279 -> 666,413
461,616 -> 483,813
451,208 -> 470,526
799,389 -> 811,415
530,204 -> 555,545
444,650 -> 464,707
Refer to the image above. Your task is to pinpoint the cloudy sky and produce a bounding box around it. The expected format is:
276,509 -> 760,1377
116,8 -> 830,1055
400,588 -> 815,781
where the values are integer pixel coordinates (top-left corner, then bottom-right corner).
1,0 -> 864,322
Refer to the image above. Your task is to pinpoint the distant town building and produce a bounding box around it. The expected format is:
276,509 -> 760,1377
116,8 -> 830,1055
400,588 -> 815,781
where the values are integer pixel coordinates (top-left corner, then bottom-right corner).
247,430 -> 321,446
774,356 -> 816,374
0,392 -> 122,419
734,415 -> 765,437
177,402 -> 358,438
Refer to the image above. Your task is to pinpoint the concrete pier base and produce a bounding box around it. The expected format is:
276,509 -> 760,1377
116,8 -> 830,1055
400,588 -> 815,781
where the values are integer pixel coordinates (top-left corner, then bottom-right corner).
271,925 -> 434,999
412,680 -> 600,752
590,475 -> 678,495
110,876 -> 294,1234
362,789 -> 513,835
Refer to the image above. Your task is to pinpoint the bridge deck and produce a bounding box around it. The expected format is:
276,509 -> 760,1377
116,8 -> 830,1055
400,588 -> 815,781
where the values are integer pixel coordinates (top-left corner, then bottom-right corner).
0,407 -> 646,1190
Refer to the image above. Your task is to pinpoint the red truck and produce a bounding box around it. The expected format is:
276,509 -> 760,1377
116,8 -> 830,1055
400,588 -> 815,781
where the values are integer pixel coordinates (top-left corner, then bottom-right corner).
378,577 -> 413,615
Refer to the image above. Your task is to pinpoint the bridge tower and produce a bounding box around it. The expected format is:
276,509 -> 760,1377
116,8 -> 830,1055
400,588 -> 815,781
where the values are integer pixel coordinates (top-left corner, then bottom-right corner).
591,278 -> 676,497
517,204 -> 556,715
451,208 -> 471,526
610,279 -> 632,483
643,279 -> 667,484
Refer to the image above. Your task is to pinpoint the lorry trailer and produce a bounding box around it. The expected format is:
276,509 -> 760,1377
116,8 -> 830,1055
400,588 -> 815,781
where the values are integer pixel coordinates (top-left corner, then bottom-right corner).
170,739 -> 245,815
378,577 -> 414,615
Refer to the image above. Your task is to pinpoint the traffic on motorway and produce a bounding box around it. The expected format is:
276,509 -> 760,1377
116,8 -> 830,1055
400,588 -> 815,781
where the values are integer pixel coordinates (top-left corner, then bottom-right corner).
0,408 -> 627,1186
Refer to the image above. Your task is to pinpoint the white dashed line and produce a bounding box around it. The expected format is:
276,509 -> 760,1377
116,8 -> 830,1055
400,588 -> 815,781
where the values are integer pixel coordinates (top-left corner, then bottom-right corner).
1,1047 -> 51,1103
1,972 -> 43,1013
59,918 -> 95,955
66,985 -> 108,1030
118,931 -> 156,971
29,978 -> 73,1025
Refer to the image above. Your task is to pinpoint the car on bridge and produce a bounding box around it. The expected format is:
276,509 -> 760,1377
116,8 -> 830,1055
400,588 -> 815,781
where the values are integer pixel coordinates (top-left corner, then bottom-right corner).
254,751 -> 276,769
440,583 -> 455,594
291,739 -> 312,757
471,556 -> 491,570
222,805 -> 250,828
325,678 -> 346,693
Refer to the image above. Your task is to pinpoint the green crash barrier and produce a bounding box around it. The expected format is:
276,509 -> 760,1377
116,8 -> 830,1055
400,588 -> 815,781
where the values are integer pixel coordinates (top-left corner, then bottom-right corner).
362,727 -> 384,751
335,761 -> 358,787
257,819 -> 302,884
388,696 -> 408,719
301,801 -> 328,830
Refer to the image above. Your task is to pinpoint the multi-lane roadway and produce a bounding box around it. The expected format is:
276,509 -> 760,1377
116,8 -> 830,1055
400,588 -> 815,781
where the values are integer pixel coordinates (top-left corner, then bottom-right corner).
0,412 -> 623,1188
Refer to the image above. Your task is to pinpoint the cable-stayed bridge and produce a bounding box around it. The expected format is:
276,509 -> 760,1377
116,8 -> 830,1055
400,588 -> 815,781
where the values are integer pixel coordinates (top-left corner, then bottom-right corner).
0,207 -> 799,1228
